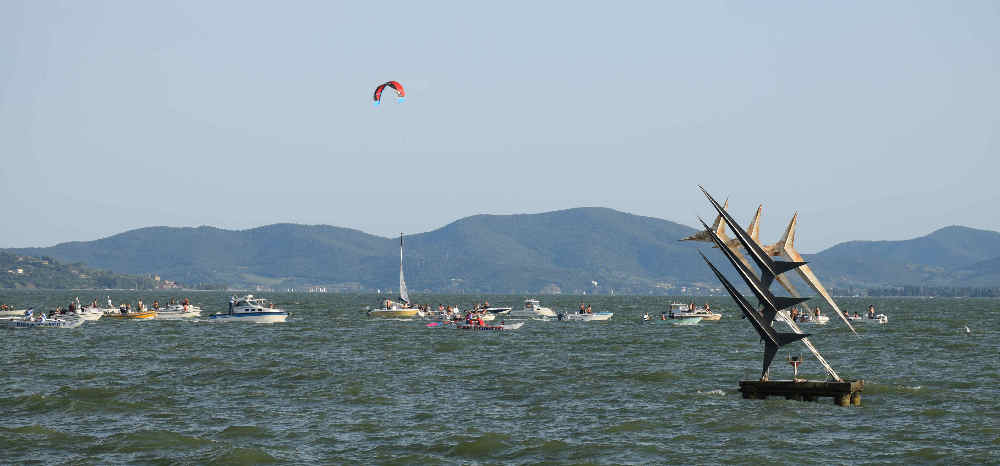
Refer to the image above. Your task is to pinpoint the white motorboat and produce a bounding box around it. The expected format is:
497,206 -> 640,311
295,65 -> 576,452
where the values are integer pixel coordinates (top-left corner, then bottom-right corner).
484,306 -> 512,315
779,309 -> 830,325
508,299 -> 557,319
667,303 -> 721,321
71,307 -> 105,321
368,234 -> 425,319
558,311 -> 613,321
6,311 -> 85,329
208,295 -> 288,323
847,314 -> 888,324
797,314 -> 830,324
154,304 -> 203,320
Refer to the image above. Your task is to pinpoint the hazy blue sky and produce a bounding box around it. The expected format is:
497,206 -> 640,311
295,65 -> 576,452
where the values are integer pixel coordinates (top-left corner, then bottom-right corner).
2,1 -> 998,252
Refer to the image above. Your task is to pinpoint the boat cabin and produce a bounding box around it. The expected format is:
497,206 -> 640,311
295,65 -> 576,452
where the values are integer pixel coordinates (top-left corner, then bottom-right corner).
231,295 -> 273,313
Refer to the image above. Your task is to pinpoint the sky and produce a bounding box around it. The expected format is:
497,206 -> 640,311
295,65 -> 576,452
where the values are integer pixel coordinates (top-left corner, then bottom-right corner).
1,1 -> 998,253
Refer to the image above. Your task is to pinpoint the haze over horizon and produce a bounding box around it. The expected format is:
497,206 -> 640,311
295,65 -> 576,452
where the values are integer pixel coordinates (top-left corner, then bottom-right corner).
3,1 -> 998,252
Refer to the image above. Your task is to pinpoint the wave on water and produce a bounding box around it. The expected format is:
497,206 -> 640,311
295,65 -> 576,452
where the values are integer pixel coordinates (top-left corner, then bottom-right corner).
697,389 -> 726,396
449,434 -> 512,458
89,429 -> 212,455
205,446 -> 278,464
216,425 -> 273,440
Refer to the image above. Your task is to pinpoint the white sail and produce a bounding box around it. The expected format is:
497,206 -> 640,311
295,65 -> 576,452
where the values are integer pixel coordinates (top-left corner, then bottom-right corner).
398,233 -> 409,304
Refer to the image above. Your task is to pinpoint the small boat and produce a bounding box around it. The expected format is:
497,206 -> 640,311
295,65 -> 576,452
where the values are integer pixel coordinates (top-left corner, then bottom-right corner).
154,304 -> 203,320
508,299 -> 557,319
484,306 -> 512,315
5,311 -> 85,329
455,321 -> 524,331
847,314 -> 887,324
779,308 -> 831,325
558,311 -> 614,321
667,302 -> 721,321
103,310 -> 157,320
208,295 -> 288,323
368,234 -> 425,319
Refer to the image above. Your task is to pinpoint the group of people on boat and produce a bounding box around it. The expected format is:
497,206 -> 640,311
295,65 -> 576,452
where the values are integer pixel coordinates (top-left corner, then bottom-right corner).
789,306 -> 823,322
839,304 -> 880,319
577,303 -> 595,314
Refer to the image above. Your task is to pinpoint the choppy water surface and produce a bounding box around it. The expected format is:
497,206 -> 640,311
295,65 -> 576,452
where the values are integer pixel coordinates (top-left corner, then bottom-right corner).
2,291 -> 998,464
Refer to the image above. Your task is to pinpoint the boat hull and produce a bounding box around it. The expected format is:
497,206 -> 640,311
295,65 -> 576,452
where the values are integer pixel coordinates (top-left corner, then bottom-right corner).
560,312 -> 614,321
671,317 -> 702,325
103,311 -> 157,320
155,310 -> 203,320
508,310 -> 556,319
368,309 -> 423,318
207,312 -> 288,323
6,317 -> 85,329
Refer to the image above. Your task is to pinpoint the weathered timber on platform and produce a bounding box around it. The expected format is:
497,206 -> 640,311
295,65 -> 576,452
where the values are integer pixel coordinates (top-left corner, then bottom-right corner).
739,379 -> 864,407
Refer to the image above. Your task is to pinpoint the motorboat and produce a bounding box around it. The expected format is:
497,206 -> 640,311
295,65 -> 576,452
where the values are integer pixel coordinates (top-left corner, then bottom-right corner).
667,303 -> 721,321
154,304 -> 203,320
642,312 -> 701,325
778,310 -> 830,325
558,310 -> 613,321
208,295 -> 288,323
454,321 -> 524,331
847,313 -> 888,324
368,234 -> 425,319
70,306 -> 105,321
5,311 -> 85,329
484,306 -> 512,315
508,299 -> 557,319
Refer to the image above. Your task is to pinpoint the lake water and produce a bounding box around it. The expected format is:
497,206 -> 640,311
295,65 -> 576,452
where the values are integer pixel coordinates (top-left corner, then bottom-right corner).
2,291 -> 997,464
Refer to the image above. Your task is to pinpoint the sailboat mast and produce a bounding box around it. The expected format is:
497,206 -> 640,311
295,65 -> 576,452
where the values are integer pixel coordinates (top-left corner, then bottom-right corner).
398,233 -> 409,305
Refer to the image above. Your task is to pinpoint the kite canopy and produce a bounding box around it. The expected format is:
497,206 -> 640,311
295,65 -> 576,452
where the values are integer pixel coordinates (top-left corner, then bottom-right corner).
373,81 -> 405,105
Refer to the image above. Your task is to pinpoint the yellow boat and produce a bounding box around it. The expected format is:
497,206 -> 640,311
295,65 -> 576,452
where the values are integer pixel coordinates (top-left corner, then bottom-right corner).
103,310 -> 157,320
368,308 -> 423,318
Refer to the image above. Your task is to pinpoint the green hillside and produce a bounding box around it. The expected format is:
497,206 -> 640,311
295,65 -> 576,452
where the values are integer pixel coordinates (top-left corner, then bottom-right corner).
0,251 -> 161,290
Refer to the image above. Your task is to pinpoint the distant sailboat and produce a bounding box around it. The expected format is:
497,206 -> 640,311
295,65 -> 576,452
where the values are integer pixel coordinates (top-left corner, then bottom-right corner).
368,234 -> 424,318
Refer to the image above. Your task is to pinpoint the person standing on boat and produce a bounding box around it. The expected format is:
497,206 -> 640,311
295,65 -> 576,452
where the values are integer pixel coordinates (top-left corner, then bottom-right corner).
814,306 -> 821,317
867,304 -> 876,319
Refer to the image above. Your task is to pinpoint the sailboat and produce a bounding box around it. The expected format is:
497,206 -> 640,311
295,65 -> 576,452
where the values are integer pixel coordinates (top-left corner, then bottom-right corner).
368,234 -> 425,318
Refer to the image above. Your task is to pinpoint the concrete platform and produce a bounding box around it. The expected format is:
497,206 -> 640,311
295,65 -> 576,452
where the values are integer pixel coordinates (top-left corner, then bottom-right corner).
739,379 -> 864,406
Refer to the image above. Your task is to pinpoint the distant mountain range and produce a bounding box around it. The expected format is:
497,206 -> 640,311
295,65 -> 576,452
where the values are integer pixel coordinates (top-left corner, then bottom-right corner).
7,208 -> 1000,292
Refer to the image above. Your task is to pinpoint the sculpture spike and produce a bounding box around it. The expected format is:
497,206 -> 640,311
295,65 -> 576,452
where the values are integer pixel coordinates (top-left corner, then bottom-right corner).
777,213 -> 798,251
680,198 -> 730,244
699,186 -> 806,283
747,205 -> 762,243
